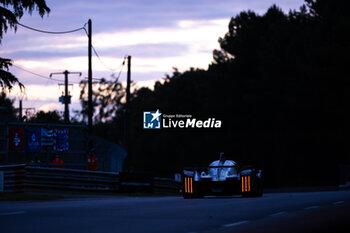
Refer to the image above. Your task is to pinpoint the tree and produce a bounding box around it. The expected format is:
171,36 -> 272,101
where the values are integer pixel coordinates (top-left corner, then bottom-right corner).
73,0 -> 349,187
0,0 -> 50,90
79,75 -> 125,124
29,110 -> 63,123
77,75 -> 127,145
0,92 -> 16,120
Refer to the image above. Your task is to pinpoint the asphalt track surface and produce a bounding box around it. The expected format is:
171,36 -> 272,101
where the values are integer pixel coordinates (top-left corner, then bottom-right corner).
0,191 -> 350,233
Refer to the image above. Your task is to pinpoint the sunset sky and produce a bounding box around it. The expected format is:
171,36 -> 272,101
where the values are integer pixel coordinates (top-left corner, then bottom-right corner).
1,0 -> 304,115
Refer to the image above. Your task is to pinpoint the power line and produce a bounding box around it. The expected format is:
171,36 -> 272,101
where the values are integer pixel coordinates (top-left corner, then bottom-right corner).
17,21 -> 126,77
115,57 -> 126,80
12,64 -> 62,82
89,57 -> 126,83
12,55 -> 124,84
11,64 -> 80,84
17,22 -> 87,34
81,27 -> 125,72
91,45 -> 126,71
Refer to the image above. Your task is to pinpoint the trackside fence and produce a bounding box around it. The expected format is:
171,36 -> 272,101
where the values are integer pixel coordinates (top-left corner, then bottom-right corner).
0,164 -> 181,194
153,177 -> 182,194
26,167 -> 120,191
0,164 -> 26,192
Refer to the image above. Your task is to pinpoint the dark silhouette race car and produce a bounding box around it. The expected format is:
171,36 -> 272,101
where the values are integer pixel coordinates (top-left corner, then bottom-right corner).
182,154 -> 263,198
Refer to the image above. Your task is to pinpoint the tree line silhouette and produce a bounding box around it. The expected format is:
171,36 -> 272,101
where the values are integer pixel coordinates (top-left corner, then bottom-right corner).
85,0 -> 350,187
2,0 -> 349,188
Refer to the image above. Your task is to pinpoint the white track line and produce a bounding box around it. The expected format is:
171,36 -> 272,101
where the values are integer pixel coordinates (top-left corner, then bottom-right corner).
0,211 -> 26,216
333,201 -> 345,205
222,220 -> 249,228
269,211 -> 286,217
304,206 -> 319,210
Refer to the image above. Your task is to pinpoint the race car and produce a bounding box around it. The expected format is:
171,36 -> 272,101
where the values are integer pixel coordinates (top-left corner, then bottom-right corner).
182,154 -> 263,198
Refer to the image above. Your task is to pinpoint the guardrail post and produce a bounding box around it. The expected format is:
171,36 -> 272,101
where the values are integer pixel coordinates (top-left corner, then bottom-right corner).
0,171 -> 4,192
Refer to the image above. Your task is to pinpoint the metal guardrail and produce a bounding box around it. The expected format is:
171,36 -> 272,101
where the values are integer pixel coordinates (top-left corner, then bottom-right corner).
27,162 -> 87,170
0,164 -> 26,192
26,167 -> 119,191
0,164 -> 181,194
153,177 -> 181,194
119,172 -> 153,192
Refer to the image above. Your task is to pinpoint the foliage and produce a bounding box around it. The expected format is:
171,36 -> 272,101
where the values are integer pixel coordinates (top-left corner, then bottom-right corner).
82,0 -> 350,187
29,110 -> 63,123
78,75 -> 125,124
0,91 -> 17,120
0,0 -> 50,90
0,57 -> 23,90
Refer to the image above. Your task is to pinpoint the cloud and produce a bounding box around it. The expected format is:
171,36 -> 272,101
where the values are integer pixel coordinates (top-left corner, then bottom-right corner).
96,43 -> 190,58
8,84 -> 82,114
90,18 -> 228,48
7,17 -> 229,87
4,50 -> 84,60
2,0 -> 305,112
39,103 -> 62,112
4,42 -> 189,60
4,0 -> 305,40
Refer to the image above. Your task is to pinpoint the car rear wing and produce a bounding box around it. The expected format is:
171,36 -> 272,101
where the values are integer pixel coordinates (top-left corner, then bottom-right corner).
183,165 -> 254,173
183,166 -> 235,175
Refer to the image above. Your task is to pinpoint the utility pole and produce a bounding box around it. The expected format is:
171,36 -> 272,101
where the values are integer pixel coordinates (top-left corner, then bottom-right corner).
88,19 -> 93,134
22,107 -> 35,119
64,71 -> 69,122
19,100 -> 22,121
124,55 -> 131,170
16,100 -> 34,121
50,70 -> 81,123
126,56 -> 131,110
